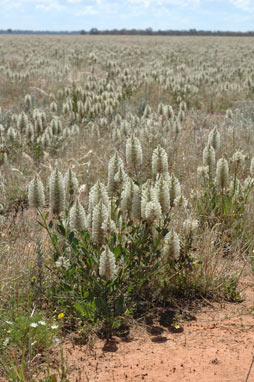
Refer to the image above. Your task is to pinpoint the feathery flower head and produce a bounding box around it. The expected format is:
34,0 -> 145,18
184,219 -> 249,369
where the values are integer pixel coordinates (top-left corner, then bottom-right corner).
70,199 -> 86,232
107,152 -> 124,195
197,165 -> 209,181
153,176 -> 170,215
50,101 -> 58,113
89,181 -> 109,212
126,135 -> 143,168
152,145 -> 168,176
7,127 -> 17,143
174,194 -> 188,209
169,174 -> 181,208
28,174 -> 45,209
203,144 -> 215,178
92,200 -> 108,245
145,200 -> 162,223
17,112 -> 28,133
114,166 -> 127,185
49,169 -> 66,215
216,158 -> 229,190
232,151 -> 246,169
101,214 -> 116,236
25,94 -> 32,109
183,218 -> 199,235
99,246 -> 117,281
163,230 -> 180,261
208,126 -> 220,151
64,168 -> 79,196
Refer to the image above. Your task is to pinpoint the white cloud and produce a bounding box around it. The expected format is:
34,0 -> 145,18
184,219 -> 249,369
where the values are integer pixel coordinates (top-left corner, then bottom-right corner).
230,0 -> 254,12
0,0 -> 22,9
0,0 -> 66,10
128,0 -> 151,8
1,0 -> 254,31
0,0 -> 252,14
76,5 -> 98,15
127,0 -> 200,6
36,0 -> 66,11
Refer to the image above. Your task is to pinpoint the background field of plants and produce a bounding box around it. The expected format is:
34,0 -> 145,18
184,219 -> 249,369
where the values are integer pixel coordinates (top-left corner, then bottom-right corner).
1,35 -> 254,381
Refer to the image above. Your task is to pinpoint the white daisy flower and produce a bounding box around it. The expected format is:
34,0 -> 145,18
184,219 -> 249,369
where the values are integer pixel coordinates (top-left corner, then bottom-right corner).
3,337 -> 10,346
30,323 -> 38,328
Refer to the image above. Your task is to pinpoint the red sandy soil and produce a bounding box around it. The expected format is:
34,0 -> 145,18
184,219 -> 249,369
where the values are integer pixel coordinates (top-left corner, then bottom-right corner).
52,278 -> 254,382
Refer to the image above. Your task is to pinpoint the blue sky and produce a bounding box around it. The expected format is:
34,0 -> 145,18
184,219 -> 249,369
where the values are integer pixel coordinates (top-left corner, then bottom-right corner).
1,0 -> 254,31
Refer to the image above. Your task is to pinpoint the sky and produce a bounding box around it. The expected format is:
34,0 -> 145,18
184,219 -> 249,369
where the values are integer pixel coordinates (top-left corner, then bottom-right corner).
1,0 -> 254,32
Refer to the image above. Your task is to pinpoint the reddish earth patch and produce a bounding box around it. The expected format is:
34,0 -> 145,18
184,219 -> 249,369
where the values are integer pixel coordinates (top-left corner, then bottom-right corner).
53,278 -> 254,382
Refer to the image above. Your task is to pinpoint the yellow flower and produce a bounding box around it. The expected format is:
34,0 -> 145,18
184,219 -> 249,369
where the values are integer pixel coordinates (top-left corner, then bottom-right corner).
58,313 -> 64,319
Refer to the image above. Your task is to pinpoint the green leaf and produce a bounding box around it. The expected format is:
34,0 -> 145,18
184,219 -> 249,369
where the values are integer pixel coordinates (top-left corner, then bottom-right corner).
114,294 -> 125,316
51,234 -> 58,246
81,247 -> 87,256
71,244 -> 77,253
83,291 -> 89,299
69,231 -> 75,242
114,245 -> 121,258
57,224 -> 66,236
72,238 -> 79,246
94,297 -> 109,316
74,302 -> 85,317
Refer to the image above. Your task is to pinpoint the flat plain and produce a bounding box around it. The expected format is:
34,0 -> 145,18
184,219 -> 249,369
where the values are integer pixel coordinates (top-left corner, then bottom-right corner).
1,35 -> 254,381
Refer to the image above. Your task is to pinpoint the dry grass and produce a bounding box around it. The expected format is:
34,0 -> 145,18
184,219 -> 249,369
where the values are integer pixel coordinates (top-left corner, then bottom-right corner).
1,34 -> 254,381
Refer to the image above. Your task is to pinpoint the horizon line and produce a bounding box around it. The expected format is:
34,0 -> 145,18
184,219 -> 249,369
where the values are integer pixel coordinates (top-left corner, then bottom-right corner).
1,28 -> 254,34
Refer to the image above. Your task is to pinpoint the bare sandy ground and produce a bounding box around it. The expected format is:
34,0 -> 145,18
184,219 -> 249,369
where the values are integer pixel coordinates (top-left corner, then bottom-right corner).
55,278 -> 254,382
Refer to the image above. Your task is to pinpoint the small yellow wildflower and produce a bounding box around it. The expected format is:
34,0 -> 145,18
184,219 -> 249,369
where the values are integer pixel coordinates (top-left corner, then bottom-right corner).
58,313 -> 64,319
